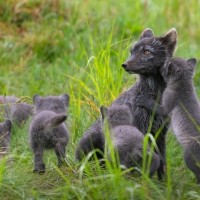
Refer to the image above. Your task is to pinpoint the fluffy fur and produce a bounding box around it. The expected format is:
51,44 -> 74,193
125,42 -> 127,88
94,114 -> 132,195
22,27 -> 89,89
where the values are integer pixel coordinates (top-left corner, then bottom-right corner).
0,95 -> 34,127
29,94 -> 70,174
100,104 -> 160,177
136,57 -> 200,183
75,28 -> 177,180
0,119 -> 12,156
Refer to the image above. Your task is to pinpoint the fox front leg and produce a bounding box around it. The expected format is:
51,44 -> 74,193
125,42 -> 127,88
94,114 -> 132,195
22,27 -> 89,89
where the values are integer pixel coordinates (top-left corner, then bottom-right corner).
136,95 -> 155,109
136,95 -> 166,117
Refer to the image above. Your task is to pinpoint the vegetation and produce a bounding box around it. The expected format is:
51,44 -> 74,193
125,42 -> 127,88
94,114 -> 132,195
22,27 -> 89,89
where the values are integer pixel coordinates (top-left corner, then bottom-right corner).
0,0 -> 200,199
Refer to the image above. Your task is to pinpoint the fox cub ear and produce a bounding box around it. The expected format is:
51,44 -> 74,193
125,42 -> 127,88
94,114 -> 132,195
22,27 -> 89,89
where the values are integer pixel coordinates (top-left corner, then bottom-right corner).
158,28 -> 178,57
33,94 -> 41,104
140,28 -> 154,39
166,61 -> 182,80
187,58 -> 197,72
59,94 -> 70,107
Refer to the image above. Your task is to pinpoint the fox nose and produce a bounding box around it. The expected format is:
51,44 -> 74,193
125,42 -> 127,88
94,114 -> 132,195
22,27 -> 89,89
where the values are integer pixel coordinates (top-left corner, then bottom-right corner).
122,63 -> 127,69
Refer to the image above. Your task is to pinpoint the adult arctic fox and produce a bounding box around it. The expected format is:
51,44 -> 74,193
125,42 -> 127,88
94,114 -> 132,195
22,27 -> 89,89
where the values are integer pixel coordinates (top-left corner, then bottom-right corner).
76,28 -> 177,179
100,104 -> 160,177
29,94 -> 70,174
136,57 -> 200,183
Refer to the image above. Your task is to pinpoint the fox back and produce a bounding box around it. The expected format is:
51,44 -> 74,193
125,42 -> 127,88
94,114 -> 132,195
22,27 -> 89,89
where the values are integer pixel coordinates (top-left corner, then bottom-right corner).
30,94 -> 70,148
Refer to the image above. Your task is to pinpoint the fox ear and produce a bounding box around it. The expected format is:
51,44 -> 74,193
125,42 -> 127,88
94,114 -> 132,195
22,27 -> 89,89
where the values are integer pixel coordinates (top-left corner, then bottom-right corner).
167,62 -> 182,80
100,106 -> 107,121
33,94 -> 41,105
60,94 -> 70,107
187,58 -> 197,72
187,58 -> 197,67
159,28 -> 178,57
140,28 -> 154,39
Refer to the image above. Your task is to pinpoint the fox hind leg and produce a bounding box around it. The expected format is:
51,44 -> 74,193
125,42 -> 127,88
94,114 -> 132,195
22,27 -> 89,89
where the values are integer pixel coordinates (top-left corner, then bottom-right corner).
184,148 -> 200,184
33,148 -> 45,174
55,140 -> 67,167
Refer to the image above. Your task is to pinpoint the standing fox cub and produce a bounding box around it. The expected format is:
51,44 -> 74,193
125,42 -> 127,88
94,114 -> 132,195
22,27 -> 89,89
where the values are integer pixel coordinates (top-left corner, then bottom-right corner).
136,57 -> 200,183
100,104 -> 160,177
76,28 -> 177,179
29,94 -> 70,174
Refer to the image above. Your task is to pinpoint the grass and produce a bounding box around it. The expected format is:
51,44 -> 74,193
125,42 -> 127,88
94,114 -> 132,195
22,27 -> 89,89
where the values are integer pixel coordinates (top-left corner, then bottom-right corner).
0,0 -> 200,199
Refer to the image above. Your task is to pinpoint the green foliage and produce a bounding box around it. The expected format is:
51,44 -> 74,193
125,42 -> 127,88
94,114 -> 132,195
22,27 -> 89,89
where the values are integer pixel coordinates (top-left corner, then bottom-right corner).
0,0 -> 200,199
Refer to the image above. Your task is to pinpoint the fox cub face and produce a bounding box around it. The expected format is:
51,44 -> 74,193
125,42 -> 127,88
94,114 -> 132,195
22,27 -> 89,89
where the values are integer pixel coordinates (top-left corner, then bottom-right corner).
100,104 -> 133,129
33,94 -> 70,115
161,57 -> 197,84
122,28 -> 177,75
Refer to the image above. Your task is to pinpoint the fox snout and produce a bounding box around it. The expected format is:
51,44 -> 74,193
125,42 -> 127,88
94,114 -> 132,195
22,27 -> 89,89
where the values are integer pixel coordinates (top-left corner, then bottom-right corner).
122,63 -> 127,69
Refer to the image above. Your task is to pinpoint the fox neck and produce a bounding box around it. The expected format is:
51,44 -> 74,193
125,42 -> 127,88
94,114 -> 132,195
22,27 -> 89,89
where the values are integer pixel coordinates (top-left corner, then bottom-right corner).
139,73 -> 166,99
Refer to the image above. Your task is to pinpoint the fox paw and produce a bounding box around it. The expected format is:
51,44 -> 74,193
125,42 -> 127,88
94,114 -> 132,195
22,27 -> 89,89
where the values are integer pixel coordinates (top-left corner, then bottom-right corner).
33,163 -> 45,174
136,95 -> 149,107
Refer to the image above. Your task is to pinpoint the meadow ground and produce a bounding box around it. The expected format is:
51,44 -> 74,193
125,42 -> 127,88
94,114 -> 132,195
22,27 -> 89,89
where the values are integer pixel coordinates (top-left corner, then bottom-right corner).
0,0 -> 200,199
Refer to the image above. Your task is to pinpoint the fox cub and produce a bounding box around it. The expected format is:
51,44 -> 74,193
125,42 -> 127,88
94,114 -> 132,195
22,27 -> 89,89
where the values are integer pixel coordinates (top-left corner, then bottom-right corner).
76,28 -> 177,180
137,57 -> 200,184
0,120 -> 12,157
100,104 -> 160,177
0,95 -> 34,127
29,94 -> 70,174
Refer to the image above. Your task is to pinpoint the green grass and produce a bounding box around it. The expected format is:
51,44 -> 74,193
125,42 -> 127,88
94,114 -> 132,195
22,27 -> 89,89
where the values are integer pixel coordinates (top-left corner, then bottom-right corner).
1,0 -> 200,199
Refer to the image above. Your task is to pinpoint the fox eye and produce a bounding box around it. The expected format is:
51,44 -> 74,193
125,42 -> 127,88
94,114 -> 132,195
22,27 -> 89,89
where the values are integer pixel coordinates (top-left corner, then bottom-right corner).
144,50 -> 150,55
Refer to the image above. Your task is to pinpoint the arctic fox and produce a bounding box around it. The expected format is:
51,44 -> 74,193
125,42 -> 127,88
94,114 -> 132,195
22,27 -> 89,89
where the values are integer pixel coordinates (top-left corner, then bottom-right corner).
136,57 -> 200,183
29,94 -> 70,174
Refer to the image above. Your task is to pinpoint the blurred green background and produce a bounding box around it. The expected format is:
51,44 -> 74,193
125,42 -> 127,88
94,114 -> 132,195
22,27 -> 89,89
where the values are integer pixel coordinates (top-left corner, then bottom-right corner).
1,0 -> 200,96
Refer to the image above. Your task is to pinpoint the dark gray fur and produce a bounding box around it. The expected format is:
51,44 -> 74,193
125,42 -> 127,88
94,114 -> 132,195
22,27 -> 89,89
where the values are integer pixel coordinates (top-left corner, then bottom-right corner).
136,57 -> 200,183
0,119 -> 12,156
100,104 -> 160,177
75,28 -> 177,180
0,95 -> 34,127
29,94 -> 70,174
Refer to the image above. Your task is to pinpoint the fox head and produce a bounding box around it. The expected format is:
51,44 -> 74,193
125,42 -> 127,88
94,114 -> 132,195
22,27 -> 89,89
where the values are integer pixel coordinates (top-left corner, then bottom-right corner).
161,57 -> 197,84
100,104 -> 133,129
33,94 -> 70,115
122,28 -> 177,76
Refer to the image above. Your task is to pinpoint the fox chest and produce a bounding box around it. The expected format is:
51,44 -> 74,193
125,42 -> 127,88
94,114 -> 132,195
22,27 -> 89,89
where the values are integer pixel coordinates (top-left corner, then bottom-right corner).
133,106 -> 166,135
